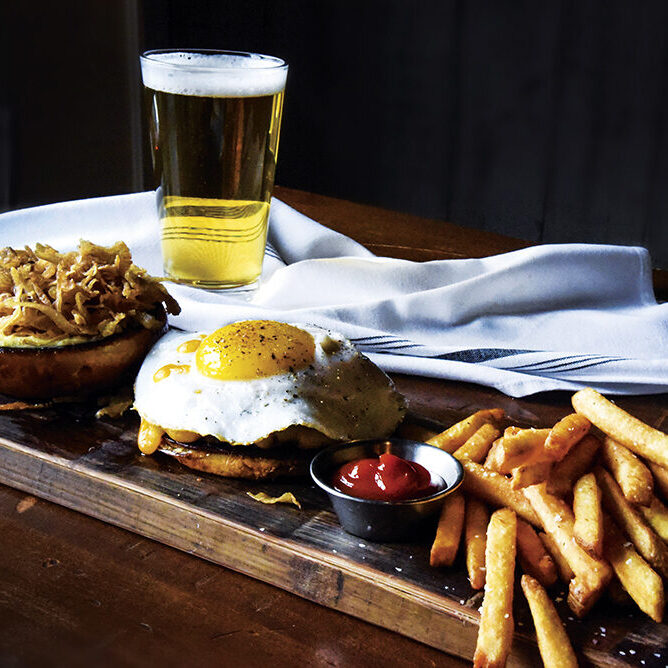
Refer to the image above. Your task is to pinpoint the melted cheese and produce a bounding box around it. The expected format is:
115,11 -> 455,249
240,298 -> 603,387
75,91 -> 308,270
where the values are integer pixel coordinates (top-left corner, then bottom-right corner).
136,418 -> 334,455
165,428 -> 199,443
137,419 -> 164,455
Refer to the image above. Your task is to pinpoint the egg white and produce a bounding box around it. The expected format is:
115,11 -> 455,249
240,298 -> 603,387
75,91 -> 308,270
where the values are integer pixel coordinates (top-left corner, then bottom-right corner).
133,324 -> 405,446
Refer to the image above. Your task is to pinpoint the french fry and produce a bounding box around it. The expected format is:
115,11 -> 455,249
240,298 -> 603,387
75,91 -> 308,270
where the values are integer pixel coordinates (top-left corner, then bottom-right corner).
430,493 -> 465,567
510,461 -> 552,490
495,427 -> 551,473
539,531 -> 575,583
427,409 -> 504,453
572,472 -> 604,557
521,575 -> 578,668
465,497 -> 489,590
460,460 -> 540,526
638,496 -> 668,542
516,518 -> 558,588
524,484 -> 612,617
498,415 -> 589,476
453,422 -> 500,463
603,515 -> 664,623
647,460 -> 668,501
543,413 -> 590,461
473,509 -> 517,668
601,436 -> 653,506
547,434 -> 601,498
593,467 -> 668,579
483,438 -> 505,471
572,388 -> 668,469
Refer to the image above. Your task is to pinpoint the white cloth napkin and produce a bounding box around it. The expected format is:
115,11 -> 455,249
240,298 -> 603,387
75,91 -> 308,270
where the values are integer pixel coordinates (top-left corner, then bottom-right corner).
1,191 -> 667,398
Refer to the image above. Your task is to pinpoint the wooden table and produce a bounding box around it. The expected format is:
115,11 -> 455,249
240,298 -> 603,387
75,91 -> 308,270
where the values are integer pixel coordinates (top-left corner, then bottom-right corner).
1,187 -> 666,667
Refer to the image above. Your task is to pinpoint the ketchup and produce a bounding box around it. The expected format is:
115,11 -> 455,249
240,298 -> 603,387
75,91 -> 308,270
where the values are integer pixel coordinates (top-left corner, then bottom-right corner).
332,452 -> 442,501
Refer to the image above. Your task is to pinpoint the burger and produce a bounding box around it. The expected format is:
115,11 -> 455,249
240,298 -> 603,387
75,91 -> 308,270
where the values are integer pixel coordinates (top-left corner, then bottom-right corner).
133,319 -> 406,479
0,240 -> 180,399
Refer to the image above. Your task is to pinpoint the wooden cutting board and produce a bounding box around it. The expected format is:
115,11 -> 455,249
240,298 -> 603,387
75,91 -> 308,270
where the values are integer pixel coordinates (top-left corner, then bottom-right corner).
0,396 -> 666,667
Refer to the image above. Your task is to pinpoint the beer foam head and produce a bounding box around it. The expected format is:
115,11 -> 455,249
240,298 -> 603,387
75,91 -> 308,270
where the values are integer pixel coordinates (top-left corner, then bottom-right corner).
141,51 -> 287,98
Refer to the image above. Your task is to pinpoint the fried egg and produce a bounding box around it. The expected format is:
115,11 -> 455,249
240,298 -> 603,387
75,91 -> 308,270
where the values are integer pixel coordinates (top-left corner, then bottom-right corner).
134,320 -> 406,453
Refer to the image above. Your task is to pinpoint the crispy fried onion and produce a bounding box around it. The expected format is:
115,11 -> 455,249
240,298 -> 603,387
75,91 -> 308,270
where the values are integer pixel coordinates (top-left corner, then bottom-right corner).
247,491 -> 302,510
0,240 -> 180,343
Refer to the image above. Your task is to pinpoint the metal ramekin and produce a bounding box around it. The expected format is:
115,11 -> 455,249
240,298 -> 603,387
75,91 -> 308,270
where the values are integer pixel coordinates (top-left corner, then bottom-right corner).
310,438 -> 464,542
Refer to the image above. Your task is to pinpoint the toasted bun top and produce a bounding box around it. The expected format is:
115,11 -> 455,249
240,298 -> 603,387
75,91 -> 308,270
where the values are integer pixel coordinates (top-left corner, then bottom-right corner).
0,311 -> 167,399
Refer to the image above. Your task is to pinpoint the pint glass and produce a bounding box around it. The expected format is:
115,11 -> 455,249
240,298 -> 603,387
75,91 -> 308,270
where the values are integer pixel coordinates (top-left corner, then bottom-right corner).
140,50 -> 288,289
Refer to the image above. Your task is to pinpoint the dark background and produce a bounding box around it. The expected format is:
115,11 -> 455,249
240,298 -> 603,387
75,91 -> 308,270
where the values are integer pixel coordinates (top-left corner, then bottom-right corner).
4,0 -> 668,267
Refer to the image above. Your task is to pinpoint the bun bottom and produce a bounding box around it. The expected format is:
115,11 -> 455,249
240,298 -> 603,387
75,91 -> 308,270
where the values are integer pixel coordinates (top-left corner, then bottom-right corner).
158,440 -> 313,480
0,311 -> 167,399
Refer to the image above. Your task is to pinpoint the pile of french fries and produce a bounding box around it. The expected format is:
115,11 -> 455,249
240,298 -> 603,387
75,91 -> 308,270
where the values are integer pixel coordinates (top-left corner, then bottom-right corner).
425,387 -> 668,668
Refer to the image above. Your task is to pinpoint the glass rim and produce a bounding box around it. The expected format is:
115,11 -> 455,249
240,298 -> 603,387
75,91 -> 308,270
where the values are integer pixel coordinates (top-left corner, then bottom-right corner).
140,49 -> 287,71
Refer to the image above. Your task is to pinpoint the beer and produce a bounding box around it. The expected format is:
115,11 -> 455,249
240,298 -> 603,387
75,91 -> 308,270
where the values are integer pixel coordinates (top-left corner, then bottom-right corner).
140,50 -> 288,289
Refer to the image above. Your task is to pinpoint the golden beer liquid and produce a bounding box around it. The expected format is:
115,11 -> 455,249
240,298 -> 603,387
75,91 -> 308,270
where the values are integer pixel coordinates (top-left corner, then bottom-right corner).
146,88 -> 284,288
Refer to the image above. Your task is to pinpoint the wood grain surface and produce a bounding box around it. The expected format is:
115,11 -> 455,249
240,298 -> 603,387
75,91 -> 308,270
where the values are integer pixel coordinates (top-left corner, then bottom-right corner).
0,402 -> 533,668
1,385 -> 667,667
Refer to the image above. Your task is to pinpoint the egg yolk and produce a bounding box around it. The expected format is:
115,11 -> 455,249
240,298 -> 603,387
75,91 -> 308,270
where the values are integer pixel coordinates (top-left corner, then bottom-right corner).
195,320 -> 316,380
153,363 -> 190,382
177,338 -> 203,353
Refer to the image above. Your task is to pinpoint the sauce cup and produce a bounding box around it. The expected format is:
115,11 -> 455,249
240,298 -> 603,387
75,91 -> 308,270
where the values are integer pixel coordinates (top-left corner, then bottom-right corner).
310,438 -> 464,541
